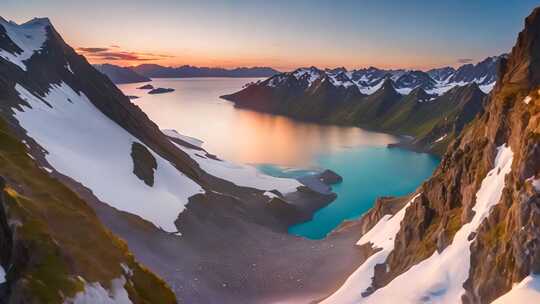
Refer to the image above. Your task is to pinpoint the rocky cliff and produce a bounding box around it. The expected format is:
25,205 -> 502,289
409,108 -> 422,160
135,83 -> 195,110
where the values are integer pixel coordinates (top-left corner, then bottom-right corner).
323,7 -> 540,304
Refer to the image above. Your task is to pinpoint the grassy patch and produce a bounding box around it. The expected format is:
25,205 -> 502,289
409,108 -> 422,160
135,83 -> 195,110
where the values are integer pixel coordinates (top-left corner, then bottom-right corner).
0,117 -> 174,302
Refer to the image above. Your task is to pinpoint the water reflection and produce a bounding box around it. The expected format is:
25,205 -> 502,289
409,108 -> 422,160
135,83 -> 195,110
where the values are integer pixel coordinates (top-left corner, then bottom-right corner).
119,78 -> 398,167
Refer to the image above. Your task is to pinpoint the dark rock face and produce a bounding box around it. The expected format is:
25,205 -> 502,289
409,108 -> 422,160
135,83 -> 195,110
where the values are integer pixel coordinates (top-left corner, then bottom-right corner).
449,56 -> 504,85
131,142 -> 157,186
319,169 -> 343,185
394,70 -> 436,91
427,66 -> 456,82
137,84 -> 154,90
93,63 -> 150,84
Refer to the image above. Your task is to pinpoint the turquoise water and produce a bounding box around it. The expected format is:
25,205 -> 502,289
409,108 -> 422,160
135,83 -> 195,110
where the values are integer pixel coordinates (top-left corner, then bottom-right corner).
258,147 -> 439,239
120,79 -> 440,241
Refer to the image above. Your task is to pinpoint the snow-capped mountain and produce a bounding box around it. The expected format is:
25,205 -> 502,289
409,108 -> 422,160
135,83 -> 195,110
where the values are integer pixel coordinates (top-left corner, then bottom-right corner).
427,66 -> 456,82
222,64 -> 492,155
259,55 -> 503,97
94,63 -> 151,84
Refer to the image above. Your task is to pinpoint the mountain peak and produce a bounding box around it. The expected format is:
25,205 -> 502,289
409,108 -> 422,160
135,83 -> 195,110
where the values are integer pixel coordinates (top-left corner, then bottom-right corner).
22,17 -> 52,26
498,7 -> 540,89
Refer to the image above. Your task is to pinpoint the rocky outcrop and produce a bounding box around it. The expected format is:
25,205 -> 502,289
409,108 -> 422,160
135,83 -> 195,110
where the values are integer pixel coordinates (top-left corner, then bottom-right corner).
131,142 -> 157,186
332,7 -> 540,303
319,169 -> 343,185
148,87 -> 174,94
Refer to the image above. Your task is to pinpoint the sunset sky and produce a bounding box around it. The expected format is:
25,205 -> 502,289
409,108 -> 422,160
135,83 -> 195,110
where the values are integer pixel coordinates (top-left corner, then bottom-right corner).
3,0 -> 538,71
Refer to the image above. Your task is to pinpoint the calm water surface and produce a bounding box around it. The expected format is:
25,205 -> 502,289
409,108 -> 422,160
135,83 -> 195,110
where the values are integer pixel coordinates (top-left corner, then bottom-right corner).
119,78 -> 439,239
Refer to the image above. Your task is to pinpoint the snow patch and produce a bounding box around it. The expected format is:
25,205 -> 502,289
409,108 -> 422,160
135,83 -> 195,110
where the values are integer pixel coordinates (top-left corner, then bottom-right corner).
0,18 -> 48,71
321,193 -> 421,303
479,82 -> 496,93
395,87 -> 412,95
293,68 -> 323,87
162,129 -> 204,147
358,79 -> 385,95
0,265 -> 5,284
66,277 -> 132,304
14,82 -> 203,232
171,139 -> 301,193
434,134 -> 447,143
492,274 -> 540,304
65,62 -> 74,74
526,176 -> 540,192
326,144 -> 513,304
263,191 -> 280,200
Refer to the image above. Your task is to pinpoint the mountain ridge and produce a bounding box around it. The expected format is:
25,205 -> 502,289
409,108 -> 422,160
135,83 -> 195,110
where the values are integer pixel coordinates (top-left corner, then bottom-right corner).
131,63 -> 279,78
0,16 -> 371,304
93,63 -> 150,84
222,67 -> 490,155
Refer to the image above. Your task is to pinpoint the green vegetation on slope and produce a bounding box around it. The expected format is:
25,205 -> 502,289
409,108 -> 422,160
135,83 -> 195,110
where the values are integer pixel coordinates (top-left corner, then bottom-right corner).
0,118 -> 176,303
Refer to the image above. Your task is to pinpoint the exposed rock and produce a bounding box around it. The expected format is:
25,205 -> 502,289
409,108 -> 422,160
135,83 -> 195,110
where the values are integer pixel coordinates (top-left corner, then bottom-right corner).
131,142 -> 157,187
319,169 -> 343,185
148,87 -> 175,94
137,84 -> 154,90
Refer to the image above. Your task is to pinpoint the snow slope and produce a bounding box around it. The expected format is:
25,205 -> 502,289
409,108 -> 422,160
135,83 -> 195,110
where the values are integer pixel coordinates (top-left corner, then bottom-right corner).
320,193 -> 421,304
14,82 -> 204,232
66,277 -> 132,304
492,274 -> 540,304
0,18 -> 48,71
325,144 -> 513,304
0,265 -> 5,284
169,139 -> 302,194
162,129 -> 204,148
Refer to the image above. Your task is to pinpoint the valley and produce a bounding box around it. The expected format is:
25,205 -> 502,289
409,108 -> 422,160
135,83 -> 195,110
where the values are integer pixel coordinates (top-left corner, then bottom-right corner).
0,2 -> 539,304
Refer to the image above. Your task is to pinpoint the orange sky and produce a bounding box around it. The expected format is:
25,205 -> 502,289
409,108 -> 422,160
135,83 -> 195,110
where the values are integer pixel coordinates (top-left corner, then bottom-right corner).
5,0 -> 537,72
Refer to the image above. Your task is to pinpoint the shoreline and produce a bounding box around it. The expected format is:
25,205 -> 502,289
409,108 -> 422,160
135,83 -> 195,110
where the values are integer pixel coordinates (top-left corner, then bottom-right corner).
220,95 -> 445,157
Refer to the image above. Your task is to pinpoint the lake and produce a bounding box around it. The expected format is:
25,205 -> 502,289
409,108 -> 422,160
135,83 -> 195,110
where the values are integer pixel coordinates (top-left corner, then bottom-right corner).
119,78 -> 439,239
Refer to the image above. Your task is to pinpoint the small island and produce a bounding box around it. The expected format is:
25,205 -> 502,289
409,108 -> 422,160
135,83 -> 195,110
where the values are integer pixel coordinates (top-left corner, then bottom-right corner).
137,84 -> 154,90
148,87 -> 175,94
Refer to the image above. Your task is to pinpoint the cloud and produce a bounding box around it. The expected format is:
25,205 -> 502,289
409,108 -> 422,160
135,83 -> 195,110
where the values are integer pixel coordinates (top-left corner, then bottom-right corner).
77,47 -> 110,53
76,46 -> 174,62
457,58 -> 474,64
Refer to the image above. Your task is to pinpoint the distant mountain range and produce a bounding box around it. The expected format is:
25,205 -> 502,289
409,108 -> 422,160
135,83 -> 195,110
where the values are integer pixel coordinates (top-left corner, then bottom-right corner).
94,63 -> 150,84
132,64 -> 279,78
221,55 -> 504,155
95,63 -> 280,84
